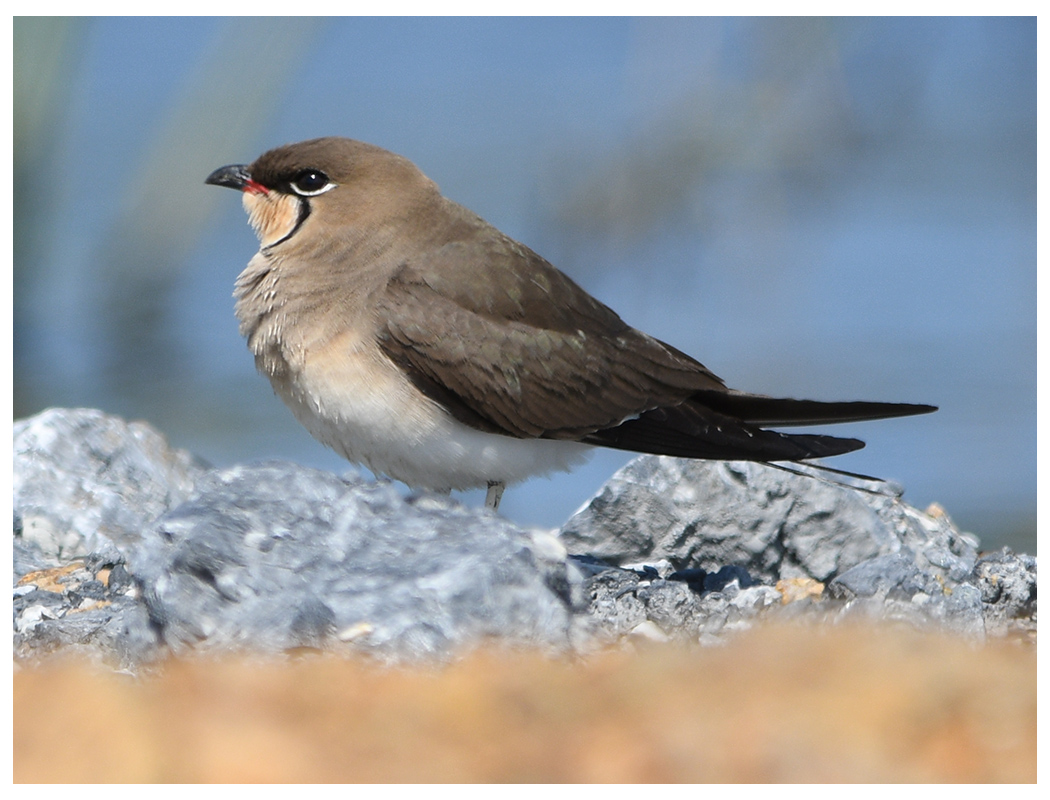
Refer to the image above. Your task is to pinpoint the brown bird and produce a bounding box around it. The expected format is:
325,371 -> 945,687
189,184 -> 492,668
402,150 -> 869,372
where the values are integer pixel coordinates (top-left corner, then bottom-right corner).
206,137 -> 935,510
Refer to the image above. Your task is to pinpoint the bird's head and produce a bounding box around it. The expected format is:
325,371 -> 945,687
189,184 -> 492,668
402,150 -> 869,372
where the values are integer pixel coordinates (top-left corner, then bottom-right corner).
205,137 -> 436,249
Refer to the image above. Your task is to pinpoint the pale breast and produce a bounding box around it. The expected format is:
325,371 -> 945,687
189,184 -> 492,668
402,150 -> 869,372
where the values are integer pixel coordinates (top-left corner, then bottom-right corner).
235,260 -> 592,491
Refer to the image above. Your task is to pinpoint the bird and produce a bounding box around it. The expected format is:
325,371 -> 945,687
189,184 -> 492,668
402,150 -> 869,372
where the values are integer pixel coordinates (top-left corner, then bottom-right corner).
205,137 -> 935,511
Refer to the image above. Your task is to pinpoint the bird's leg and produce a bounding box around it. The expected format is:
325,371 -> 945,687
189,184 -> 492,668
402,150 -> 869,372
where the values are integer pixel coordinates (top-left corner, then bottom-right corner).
485,481 -> 505,511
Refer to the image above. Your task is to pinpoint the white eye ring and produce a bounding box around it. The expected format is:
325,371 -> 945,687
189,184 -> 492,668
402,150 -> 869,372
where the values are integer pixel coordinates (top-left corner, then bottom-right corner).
291,180 -> 336,197
290,170 -> 337,197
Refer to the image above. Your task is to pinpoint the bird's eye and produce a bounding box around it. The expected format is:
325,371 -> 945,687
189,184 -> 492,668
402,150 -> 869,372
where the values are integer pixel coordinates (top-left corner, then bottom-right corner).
290,169 -> 334,196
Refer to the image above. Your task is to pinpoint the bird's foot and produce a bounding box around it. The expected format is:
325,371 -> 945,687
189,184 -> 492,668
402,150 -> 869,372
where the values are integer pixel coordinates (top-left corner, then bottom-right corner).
485,481 -> 505,511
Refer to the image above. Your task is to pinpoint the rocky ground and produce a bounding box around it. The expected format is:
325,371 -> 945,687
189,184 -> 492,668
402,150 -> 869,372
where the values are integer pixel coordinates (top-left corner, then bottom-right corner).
13,408 -> 1036,668
12,407 -> 1037,781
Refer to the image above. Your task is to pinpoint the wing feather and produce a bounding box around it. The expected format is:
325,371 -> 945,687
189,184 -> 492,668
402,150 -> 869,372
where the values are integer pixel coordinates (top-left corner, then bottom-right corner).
372,208 -> 936,462
375,229 -> 724,438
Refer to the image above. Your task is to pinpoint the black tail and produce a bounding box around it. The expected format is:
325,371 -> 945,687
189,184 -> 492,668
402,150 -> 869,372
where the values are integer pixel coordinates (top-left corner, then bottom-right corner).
689,389 -> 937,427
762,460 -> 905,498
584,392 -> 936,464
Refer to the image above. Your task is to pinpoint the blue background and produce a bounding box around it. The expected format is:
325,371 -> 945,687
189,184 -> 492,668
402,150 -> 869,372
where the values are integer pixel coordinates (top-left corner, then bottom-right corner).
13,17 -> 1036,550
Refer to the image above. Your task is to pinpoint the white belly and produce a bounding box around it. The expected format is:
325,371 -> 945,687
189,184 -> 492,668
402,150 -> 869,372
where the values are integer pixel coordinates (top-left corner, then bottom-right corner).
269,330 -> 593,492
